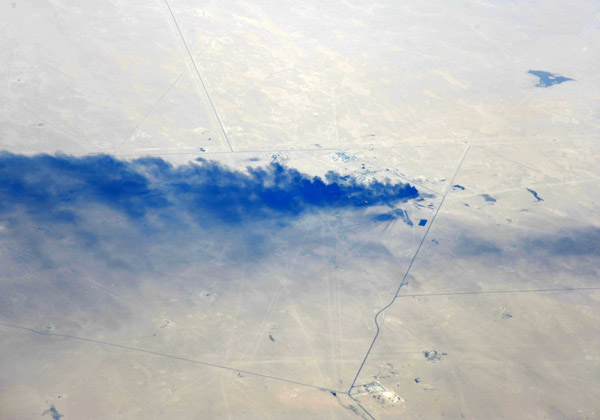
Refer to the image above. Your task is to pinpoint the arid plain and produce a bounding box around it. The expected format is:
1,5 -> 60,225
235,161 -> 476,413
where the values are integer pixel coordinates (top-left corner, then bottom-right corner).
1,1 -> 599,419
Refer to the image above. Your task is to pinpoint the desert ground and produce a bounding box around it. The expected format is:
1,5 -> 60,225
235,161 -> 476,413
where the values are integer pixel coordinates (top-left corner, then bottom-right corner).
1,1 -> 599,419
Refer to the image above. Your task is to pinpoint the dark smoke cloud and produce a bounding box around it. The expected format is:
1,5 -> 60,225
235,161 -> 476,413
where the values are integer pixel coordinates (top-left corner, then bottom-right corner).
0,152 -> 418,226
